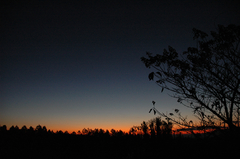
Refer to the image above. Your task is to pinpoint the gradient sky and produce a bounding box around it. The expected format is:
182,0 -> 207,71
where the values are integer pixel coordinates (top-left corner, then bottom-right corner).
1,0 -> 240,133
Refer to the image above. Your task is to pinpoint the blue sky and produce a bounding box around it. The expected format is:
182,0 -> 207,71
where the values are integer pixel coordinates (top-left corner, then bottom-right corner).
1,0 -> 239,132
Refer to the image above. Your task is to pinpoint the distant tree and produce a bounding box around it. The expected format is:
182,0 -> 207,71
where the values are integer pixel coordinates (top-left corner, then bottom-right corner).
9,125 -> 15,131
42,126 -> 47,132
105,129 -> 110,137
141,24 -> 240,132
141,121 -> 148,138
116,130 -> 124,137
9,125 -> 20,134
149,120 -> 155,138
0,125 -> 7,134
81,128 -> 87,135
57,130 -> 63,135
110,129 -> 116,136
82,128 -> 91,135
98,129 -> 105,137
28,126 -> 35,135
91,129 -> 98,136
88,129 -> 94,135
99,128 -> 104,134
9,126 -> 15,134
71,131 -> 76,135
93,128 -> 99,136
155,117 -> 162,138
131,117 -> 173,139
21,125 -> 28,134
48,129 -> 54,134
35,125 -> 42,133
129,127 -> 137,135
0,125 -> 7,130
161,120 -> 173,139
15,125 -> 19,130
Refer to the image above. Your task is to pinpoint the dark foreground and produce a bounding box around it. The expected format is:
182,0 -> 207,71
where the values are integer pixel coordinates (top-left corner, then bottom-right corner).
1,132 -> 239,159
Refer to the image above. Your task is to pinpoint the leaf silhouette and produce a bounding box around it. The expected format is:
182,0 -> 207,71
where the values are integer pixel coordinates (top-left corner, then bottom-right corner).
148,72 -> 154,81
149,109 -> 152,113
152,101 -> 155,105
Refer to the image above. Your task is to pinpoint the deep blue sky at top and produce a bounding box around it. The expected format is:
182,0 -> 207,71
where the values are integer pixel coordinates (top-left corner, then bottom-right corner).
1,0 -> 240,131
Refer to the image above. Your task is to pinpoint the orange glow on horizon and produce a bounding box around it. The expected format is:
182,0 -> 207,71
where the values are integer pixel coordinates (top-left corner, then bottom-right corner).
47,127 -> 131,134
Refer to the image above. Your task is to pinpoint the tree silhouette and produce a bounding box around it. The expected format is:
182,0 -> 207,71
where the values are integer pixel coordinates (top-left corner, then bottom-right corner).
129,127 -> 137,135
1,123 -> 238,158
28,126 -> 35,135
0,125 -> 7,131
130,117 -> 173,139
116,130 -> 124,137
155,117 -> 162,138
98,128 -> 105,137
35,125 -> 42,133
141,24 -> 240,132
57,130 -> 63,135
149,120 -> 155,138
21,125 -> 28,134
9,125 -> 19,134
110,129 -> 116,136
141,121 -> 148,138
161,120 -> 173,139
0,125 -> 7,135
81,128 -> 91,135
71,131 -> 76,135
42,126 -> 47,132
105,129 -> 110,137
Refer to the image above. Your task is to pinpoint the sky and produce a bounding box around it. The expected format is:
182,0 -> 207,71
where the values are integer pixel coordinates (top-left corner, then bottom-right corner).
1,0 -> 240,133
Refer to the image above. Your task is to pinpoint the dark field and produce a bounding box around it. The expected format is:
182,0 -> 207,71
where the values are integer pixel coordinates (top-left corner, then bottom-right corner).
1,131 -> 239,159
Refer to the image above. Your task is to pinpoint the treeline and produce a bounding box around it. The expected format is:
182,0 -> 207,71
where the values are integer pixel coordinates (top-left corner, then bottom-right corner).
0,124 -> 131,138
1,121 -> 239,158
0,117 -> 173,139
129,117 -> 173,139
0,123 -> 165,158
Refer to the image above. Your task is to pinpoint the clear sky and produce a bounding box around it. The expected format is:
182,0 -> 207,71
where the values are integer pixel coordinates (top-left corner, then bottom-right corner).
1,0 -> 240,133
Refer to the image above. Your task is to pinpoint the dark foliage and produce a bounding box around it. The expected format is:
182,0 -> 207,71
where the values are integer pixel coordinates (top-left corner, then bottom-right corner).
141,24 -> 240,131
129,117 -> 173,140
0,124 -> 239,158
